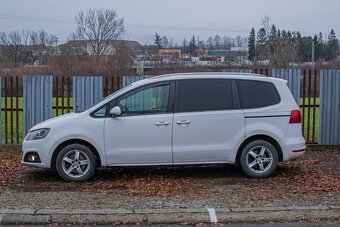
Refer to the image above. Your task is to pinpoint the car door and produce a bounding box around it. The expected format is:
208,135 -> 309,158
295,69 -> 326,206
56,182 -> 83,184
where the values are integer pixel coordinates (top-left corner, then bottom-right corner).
173,79 -> 245,164
104,81 -> 174,165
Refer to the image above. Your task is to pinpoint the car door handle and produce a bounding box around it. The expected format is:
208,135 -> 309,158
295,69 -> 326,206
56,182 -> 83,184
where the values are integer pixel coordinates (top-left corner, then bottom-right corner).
176,120 -> 191,125
155,121 -> 170,126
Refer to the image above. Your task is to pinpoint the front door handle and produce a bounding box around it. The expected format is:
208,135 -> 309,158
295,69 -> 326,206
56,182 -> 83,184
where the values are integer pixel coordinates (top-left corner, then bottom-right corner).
176,120 -> 191,125
155,121 -> 170,126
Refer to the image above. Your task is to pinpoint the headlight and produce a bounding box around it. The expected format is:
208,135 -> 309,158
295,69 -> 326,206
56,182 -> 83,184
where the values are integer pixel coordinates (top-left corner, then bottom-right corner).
26,128 -> 50,141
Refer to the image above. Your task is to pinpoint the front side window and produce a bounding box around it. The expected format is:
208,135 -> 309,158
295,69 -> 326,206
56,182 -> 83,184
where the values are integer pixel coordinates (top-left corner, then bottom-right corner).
178,79 -> 233,112
117,83 -> 170,116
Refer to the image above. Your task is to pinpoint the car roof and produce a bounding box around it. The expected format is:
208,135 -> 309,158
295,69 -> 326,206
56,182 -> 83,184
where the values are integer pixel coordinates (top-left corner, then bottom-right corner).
131,72 -> 287,86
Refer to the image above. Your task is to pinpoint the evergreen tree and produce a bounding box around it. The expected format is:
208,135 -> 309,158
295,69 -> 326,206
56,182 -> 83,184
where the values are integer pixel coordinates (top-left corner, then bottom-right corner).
182,38 -> 188,53
257,28 -> 267,44
326,29 -> 339,61
256,28 -> 267,60
270,25 -> 277,39
317,32 -> 325,60
154,33 -> 162,49
268,25 -> 277,53
248,28 -> 256,60
188,35 -> 198,56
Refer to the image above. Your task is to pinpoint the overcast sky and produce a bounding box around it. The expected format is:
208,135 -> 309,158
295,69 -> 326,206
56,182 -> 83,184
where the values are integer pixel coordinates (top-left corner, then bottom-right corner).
0,0 -> 338,44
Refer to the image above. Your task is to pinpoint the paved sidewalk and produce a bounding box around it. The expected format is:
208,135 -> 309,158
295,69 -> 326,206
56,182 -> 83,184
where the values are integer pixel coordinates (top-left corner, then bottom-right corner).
0,205 -> 339,225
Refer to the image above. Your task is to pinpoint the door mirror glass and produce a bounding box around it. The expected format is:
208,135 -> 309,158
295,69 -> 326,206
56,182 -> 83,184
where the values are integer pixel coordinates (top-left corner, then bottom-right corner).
109,106 -> 121,117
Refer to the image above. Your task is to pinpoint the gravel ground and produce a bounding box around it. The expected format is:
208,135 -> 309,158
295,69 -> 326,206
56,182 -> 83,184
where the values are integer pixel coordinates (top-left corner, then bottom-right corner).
0,146 -> 339,210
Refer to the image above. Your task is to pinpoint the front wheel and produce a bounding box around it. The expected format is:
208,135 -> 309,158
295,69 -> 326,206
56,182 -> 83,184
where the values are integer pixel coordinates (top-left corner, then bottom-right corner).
240,140 -> 278,178
56,144 -> 96,182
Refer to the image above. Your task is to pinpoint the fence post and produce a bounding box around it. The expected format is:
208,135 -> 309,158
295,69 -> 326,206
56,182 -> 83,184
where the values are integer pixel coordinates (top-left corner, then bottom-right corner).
23,75 -> 53,136
272,69 -> 301,106
318,70 -> 340,144
73,76 -> 103,112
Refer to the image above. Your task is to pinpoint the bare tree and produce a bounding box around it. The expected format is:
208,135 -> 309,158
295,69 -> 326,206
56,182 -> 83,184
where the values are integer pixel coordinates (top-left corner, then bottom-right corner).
262,15 -> 271,37
235,36 -> 243,47
161,36 -> 169,48
107,41 -> 132,80
213,35 -> 222,49
206,37 -> 214,49
30,30 -> 58,63
222,36 -> 232,49
0,30 -> 31,65
0,30 -> 57,66
73,8 -> 125,56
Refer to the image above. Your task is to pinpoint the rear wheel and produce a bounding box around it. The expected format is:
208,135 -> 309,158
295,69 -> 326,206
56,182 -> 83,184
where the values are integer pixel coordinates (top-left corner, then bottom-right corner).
56,144 -> 96,182
240,140 -> 278,178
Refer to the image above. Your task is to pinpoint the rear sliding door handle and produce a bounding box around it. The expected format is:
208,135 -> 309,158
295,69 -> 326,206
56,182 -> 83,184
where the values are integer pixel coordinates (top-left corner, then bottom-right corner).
176,120 -> 191,125
155,121 -> 170,126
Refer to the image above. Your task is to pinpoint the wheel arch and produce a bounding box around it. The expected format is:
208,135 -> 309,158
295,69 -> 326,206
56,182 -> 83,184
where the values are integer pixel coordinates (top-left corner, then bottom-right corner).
235,134 -> 283,164
51,139 -> 102,169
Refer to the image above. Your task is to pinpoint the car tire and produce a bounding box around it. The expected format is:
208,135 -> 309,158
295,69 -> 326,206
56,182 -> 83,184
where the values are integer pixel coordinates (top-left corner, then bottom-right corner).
240,140 -> 278,178
56,144 -> 96,182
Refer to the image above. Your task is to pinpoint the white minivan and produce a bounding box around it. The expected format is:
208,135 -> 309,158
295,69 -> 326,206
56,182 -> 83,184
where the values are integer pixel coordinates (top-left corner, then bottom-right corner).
22,73 -> 306,182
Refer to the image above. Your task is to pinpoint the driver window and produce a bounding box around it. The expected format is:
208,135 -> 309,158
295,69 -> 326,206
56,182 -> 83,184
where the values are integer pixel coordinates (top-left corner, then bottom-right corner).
117,84 -> 170,116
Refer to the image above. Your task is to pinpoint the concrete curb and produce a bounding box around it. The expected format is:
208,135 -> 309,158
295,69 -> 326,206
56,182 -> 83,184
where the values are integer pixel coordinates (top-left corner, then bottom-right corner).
0,206 -> 339,224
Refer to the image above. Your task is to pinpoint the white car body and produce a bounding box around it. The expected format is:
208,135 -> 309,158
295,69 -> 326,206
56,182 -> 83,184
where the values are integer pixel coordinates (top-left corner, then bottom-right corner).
22,73 -> 306,174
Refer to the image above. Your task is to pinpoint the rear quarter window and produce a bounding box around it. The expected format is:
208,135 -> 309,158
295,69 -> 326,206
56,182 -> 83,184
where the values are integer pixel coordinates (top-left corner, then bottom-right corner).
236,80 -> 280,109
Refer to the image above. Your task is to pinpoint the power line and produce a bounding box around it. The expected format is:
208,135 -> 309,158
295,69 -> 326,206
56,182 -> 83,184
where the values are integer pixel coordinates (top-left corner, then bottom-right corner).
0,15 -> 74,24
0,14 -> 250,33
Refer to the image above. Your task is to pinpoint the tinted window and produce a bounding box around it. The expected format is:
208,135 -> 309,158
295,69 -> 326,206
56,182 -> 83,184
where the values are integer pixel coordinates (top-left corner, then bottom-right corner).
236,80 -> 280,109
117,83 -> 170,116
179,79 -> 233,112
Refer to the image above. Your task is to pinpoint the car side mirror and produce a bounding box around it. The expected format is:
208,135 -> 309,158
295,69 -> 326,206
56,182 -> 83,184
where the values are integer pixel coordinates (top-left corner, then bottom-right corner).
109,106 -> 121,117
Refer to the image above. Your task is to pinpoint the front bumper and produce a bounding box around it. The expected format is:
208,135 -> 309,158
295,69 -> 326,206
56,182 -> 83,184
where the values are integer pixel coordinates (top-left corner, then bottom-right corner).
21,137 -> 57,169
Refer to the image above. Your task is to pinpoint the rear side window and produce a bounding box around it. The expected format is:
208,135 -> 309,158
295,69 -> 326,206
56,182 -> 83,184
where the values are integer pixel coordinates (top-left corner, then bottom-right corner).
236,80 -> 280,109
178,79 -> 233,112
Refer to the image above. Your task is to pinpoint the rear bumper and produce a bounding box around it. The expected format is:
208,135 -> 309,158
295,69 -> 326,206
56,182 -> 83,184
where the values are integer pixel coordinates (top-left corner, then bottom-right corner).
281,136 -> 306,161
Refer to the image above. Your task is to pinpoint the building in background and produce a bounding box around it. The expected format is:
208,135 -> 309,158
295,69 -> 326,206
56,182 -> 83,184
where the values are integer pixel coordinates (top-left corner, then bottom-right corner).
59,40 -> 142,58
159,49 -> 182,59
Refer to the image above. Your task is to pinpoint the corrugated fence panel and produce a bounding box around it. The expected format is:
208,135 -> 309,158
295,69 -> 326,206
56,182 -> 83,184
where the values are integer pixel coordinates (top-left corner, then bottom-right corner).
73,76 -> 103,112
122,75 -> 149,87
23,75 -> 53,136
318,70 -> 340,144
272,69 -> 301,106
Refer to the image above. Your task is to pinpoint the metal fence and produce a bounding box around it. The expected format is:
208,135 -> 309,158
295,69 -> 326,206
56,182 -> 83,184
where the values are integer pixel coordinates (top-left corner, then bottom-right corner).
1,75 -> 122,144
1,68 -> 340,145
272,69 -> 301,105
255,67 -> 320,144
1,76 -> 22,144
23,75 -> 53,136
73,76 -> 103,112
318,70 -> 340,144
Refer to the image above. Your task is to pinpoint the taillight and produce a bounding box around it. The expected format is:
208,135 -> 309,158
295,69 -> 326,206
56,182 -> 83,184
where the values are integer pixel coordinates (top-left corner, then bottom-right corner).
289,110 -> 302,124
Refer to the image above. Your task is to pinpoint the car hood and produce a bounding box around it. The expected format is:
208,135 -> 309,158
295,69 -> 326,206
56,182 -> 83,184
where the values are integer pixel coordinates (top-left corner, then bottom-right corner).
29,112 -> 83,131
